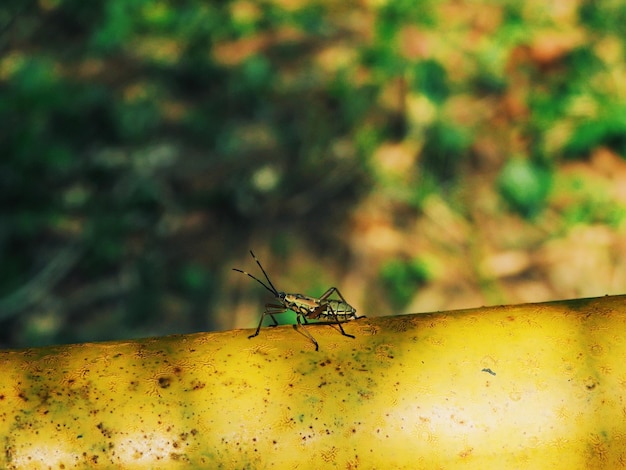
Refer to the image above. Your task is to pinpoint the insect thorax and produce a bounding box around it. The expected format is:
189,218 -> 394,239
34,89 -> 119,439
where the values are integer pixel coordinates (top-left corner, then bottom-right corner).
284,293 -> 320,310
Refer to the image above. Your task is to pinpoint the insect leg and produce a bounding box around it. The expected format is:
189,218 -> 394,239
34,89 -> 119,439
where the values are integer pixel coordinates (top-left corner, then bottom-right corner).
248,303 -> 286,339
326,303 -> 355,339
295,313 -> 319,351
318,286 -> 339,302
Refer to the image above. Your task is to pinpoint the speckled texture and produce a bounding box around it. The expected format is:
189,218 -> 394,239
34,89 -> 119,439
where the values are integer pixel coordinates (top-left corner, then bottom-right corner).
1,295 -> 626,469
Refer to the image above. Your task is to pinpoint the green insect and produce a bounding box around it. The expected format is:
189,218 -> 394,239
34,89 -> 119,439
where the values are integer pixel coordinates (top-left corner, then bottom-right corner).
233,251 -> 362,351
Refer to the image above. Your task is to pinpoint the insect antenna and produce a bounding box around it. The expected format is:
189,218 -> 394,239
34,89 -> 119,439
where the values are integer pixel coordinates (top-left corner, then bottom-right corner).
232,250 -> 279,296
249,250 -> 280,292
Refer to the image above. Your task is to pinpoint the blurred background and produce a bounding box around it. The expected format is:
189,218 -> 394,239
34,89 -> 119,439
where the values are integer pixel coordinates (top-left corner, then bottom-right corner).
2,0 -> 626,348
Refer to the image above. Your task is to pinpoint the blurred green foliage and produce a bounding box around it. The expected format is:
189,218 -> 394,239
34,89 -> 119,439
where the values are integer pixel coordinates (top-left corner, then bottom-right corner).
1,0 -> 626,347
498,158 -> 552,218
380,258 -> 431,311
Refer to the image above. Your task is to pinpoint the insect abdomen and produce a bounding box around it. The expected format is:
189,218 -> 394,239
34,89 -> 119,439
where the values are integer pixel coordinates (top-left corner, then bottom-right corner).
318,300 -> 356,320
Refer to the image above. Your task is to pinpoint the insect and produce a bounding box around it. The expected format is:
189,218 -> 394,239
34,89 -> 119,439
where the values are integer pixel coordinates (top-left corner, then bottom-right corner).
233,250 -> 362,351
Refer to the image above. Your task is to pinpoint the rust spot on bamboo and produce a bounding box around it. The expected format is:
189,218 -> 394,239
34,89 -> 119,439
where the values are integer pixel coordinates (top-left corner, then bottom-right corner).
158,377 -> 172,388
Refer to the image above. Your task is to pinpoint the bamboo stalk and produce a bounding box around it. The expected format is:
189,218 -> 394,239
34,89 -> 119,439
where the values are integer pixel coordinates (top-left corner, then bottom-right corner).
1,295 -> 625,469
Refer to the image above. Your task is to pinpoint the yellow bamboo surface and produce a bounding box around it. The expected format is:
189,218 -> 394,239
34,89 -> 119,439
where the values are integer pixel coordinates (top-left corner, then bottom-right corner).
1,295 -> 626,469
